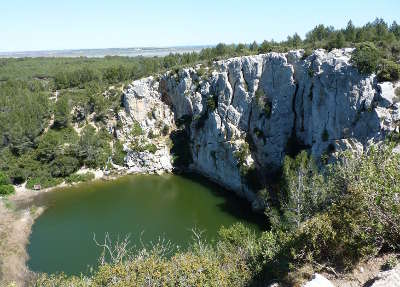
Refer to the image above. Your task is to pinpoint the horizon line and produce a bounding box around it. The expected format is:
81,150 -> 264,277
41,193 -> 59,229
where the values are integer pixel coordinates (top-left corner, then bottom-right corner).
0,44 -> 217,55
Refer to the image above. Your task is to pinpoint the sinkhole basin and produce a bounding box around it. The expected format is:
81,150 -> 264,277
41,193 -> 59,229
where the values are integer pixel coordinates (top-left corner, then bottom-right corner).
26,173 -> 264,276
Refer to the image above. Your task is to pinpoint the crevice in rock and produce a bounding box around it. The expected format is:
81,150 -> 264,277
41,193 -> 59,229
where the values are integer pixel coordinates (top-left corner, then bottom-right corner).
285,80 -> 310,157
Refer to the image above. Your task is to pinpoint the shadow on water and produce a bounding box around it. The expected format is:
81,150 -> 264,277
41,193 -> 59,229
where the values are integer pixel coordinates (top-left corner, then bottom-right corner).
178,172 -> 268,231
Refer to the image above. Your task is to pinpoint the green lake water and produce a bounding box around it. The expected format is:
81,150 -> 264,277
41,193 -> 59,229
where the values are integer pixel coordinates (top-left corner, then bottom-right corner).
27,174 -> 264,275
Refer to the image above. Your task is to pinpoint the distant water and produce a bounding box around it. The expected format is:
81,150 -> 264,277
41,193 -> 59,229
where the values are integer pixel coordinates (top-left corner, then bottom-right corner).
0,46 -> 210,58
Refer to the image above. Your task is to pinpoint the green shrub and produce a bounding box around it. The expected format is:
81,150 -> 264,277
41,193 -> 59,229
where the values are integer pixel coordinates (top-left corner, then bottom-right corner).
0,171 -> 10,185
276,145 -> 400,271
144,143 -> 158,154
112,140 -> 126,166
263,101 -> 272,118
161,124 -> 170,136
350,42 -> 380,75
26,177 -> 63,190
50,155 -> 80,177
271,151 -> 326,231
233,143 -> 250,171
33,224 -> 259,287
381,255 -> 398,271
77,126 -> 111,168
206,95 -> 218,111
131,120 -> 143,137
65,172 -> 95,184
0,184 -> 14,195
377,59 -> 400,82
148,129 -> 156,139
53,96 -> 71,129
255,87 -> 272,118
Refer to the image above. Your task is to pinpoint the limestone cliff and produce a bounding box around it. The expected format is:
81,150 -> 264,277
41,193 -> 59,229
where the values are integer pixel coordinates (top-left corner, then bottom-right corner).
119,48 -> 400,208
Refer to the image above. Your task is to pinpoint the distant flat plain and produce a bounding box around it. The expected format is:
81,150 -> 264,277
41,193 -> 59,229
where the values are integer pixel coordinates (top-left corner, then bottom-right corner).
0,45 -> 210,58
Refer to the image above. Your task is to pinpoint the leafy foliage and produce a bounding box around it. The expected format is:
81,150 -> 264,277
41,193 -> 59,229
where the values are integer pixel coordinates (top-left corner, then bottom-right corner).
0,81 -> 50,155
65,172 -> 95,184
350,42 -> 380,75
0,171 -> 14,195
377,59 -> 400,82
112,140 -> 126,166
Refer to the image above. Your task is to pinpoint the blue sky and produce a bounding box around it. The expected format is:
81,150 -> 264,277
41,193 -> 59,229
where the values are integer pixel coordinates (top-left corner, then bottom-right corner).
1,0 -> 399,52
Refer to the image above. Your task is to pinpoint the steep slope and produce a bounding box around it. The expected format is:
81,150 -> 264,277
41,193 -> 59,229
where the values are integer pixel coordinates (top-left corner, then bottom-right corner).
119,48 -> 400,208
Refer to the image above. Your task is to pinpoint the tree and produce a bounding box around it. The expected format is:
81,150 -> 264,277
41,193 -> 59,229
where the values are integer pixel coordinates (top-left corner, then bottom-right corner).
345,20 -> 356,42
270,151 -> 326,230
390,21 -> 400,38
215,43 -> 229,57
377,59 -> 400,82
0,171 -> 14,195
53,96 -> 71,129
327,31 -> 346,50
249,41 -> 258,52
77,126 -> 110,168
0,184 -> 14,195
36,130 -> 61,163
350,42 -> 380,75
235,43 -> 247,54
50,155 -> 80,177
0,171 -> 10,185
259,41 -> 273,54
287,33 -> 302,48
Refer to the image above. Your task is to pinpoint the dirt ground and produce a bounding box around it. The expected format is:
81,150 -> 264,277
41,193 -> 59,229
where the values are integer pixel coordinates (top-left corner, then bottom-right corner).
319,254 -> 400,287
0,199 -> 43,286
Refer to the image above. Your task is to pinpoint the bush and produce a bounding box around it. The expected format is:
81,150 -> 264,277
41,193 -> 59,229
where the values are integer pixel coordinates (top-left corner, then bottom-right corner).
0,171 -> 10,185
233,143 -> 250,174
50,155 -> 80,177
206,95 -> 218,111
276,145 -> 400,271
53,96 -> 71,129
381,255 -> 398,271
143,143 -> 158,154
0,184 -> 14,195
112,140 -> 126,166
131,120 -> 143,137
270,151 -> 326,231
77,126 -> 111,168
33,224 -> 259,287
255,88 -> 272,118
377,59 -> 400,82
161,124 -> 170,136
350,42 -> 380,75
65,172 -> 95,184
26,177 -> 63,190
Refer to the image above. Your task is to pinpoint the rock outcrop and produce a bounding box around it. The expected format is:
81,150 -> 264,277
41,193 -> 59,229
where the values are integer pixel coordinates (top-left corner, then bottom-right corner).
303,274 -> 335,287
369,265 -> 400,287
120,48 -> 400,207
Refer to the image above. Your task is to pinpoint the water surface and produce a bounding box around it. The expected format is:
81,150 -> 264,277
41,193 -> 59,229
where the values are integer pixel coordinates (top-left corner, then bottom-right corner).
27,174 -> 264,275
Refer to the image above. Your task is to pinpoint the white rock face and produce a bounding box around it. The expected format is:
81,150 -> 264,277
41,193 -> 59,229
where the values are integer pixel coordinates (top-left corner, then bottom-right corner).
303,274 -> 335,287
119,76 -> 175,175
370,265 -> 400,287
121,49 -> 400,207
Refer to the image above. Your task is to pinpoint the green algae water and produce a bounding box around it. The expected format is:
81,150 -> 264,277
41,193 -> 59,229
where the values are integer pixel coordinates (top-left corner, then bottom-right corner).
27,174 -> 264,276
